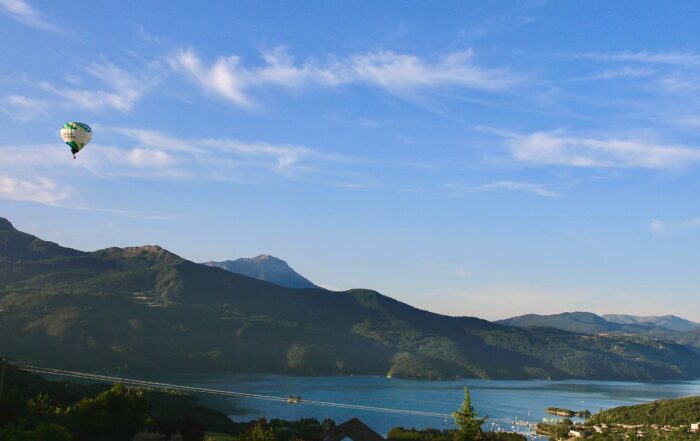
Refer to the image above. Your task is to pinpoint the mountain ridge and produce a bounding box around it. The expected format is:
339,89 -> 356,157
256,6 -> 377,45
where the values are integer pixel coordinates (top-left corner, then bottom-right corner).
498,311 -> 700,354
497,312 -> 620,335
1,217 -> 699,381
603,314 -> 700,332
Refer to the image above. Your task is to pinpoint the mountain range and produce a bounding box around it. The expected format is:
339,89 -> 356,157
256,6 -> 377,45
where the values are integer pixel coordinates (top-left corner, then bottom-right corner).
202,255 -> 319,289
603,314 -> 700,332
1,217 -> 699,381
497,312 -> 700,354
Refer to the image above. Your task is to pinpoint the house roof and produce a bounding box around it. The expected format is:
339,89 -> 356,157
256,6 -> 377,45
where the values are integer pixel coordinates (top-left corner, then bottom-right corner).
313,418 -> 386,441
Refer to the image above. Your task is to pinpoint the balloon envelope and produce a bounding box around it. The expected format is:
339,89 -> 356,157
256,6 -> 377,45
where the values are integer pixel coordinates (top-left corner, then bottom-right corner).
60,122 -> 92,156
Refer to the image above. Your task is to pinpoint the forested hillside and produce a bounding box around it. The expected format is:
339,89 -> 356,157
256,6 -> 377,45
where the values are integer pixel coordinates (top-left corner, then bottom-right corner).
2,218 -> 700,381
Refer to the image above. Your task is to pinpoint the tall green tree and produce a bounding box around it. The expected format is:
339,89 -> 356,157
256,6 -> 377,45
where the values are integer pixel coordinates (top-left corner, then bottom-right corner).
452,387 -> 485,441
60,383 -> 150,441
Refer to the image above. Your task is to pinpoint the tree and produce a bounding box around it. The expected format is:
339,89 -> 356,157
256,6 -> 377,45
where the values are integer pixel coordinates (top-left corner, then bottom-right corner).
60,383 -> 150,441
240,419 -> 276,441
0,424 -> 72,441
452,387 -> 485,441
27,392 -> 55,420
153,415 -> 205,441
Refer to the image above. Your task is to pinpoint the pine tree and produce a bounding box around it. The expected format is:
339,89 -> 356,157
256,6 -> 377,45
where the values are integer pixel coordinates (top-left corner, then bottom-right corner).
452,387 -> 486,441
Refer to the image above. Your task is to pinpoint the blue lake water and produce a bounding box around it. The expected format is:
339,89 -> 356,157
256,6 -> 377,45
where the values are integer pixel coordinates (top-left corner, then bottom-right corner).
162,374 -> 700,436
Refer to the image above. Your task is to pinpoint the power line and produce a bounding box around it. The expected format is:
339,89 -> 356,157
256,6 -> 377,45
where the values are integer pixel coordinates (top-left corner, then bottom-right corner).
18,365 -> 540,428
18,365 -> 452,418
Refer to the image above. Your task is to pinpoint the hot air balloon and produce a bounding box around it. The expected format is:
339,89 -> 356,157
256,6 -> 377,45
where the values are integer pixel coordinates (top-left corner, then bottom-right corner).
60,122 -> 92,159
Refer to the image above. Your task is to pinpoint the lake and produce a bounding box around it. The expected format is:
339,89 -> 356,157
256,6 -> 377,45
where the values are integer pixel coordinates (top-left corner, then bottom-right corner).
162,374 -> 700,436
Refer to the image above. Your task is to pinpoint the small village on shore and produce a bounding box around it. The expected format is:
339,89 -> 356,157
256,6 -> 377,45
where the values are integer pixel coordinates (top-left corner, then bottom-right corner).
535,402 -> 700,440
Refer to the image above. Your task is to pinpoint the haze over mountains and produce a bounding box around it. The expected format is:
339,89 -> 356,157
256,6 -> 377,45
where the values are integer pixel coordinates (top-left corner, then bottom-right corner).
202,255 -> 319,289
498,312 -> 700,354
1,217 -> 700,381
603,314 -> 700,332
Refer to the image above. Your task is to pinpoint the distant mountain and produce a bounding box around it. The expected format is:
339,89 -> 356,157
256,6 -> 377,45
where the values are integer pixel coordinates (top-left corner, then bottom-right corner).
497,312 -> 620,335
202,254 -> 318,289
603,314 -> 700,332
499,312 -> 700,355
2,217 -> 700,381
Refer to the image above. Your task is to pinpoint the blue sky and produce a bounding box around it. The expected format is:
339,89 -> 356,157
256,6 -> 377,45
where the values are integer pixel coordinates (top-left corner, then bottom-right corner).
1,0 -> 699,320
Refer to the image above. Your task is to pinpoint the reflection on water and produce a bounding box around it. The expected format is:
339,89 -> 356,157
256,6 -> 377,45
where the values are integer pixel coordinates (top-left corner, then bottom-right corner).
161,374 -> 700,436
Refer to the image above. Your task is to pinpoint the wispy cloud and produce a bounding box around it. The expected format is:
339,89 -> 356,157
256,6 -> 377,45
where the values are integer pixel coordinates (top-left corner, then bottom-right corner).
198,138 -> 313,172
40,61 -> 154,112
0,0 -> 60,32
168,47 -> 519,107
561,67 -> 655,83
2,95 -> 49,120
649,218 -> 700,236
170,49 -> 252,106
0,128 -> 378,189
0,169 -> 173,218
454,268 -> 471,279
0,175 -> 70,205
573,51 -> 700,66
658,73 -> 700,93
0,141 -> 186,181
504,131 -> 700,169
109,128 -> 199,153
649,219 -> 665,235
675,116 -> 700,128
447,180 -> 560,197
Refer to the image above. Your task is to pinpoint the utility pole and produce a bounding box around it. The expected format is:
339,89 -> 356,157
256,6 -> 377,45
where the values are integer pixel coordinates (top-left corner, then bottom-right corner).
0,357 -> 6,399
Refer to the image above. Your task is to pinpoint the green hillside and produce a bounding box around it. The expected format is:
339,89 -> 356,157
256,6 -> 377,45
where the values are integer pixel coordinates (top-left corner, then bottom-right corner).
1,218 -> 700,381
588,396 -> 700,426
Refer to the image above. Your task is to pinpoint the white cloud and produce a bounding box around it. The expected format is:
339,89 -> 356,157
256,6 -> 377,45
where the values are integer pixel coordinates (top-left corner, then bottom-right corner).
0,128 -> 377,189
198,138 -> 312,171
339,49 -> 517,92
124,148 -> 178,169
0,168 -> 172,218
2,95 -> 48,120
0,175 -> 70,205
649,219 -> 665,235
113,129 -> 357,176
0,0 -> 60,32
506,131 -> 700,169
649,217 -> 700,236
0,142 -> 185,180
448,180 -> 560,197
40,61 -> 152,112
658,74 -> 700,93
169,47 -> 519,106
562,67 -> 655,83
170,49 -> 252,106
109,128 -> 199,153
455,268 -> 471,279
573,51 -> 700,66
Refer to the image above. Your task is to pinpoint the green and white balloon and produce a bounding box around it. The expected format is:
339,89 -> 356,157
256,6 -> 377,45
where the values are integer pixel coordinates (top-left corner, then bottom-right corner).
60,122 -> 92,158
